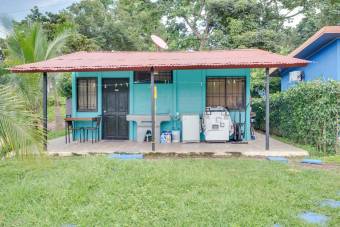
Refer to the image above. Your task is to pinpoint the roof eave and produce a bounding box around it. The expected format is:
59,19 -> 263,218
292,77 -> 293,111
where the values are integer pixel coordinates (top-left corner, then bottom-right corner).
10,62 -> 309,73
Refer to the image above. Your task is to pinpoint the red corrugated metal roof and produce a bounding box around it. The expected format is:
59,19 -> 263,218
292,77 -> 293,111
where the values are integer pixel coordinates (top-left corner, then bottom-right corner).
10,49 -> 309,73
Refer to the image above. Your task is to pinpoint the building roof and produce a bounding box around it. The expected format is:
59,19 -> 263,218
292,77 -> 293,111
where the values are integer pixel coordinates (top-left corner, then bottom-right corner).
270,26 -> 340,76
10,49 -> 308,73
289,26 -> 340,59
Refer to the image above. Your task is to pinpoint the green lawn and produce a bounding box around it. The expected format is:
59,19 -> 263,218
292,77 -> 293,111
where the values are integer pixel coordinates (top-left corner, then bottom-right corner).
322,155 -> 340,164
0,157 -> 340,226
272,134 -> 319,155
48,98 -> 66,123
48,129 -> 65,140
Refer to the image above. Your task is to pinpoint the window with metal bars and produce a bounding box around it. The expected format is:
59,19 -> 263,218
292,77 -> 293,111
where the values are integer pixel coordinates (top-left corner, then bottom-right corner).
77,78 -> 97,112
206,77 -> 246,109
134,71 -> 173,84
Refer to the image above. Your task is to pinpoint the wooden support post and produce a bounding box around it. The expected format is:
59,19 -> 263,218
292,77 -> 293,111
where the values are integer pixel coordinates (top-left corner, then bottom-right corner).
151,68 -> 156,151
265,68 -> 270,150
43,72 -> 48,150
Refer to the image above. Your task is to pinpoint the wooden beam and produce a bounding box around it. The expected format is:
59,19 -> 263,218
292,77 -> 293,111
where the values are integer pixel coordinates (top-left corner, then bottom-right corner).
265,68 -> 270,150
43,72 -> 48,150
151,68 -> 156,151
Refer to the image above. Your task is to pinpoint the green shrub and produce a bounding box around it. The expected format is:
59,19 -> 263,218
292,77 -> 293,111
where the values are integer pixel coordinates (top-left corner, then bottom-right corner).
57,73 -> 72,98
252,80 -> 340,154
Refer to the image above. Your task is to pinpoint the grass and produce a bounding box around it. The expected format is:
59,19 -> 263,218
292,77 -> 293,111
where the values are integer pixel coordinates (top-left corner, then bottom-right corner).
48,98 -> 66,123
0,157 -> 340,226
322,155 -> 340,164
271,134 -> 319,155
47,96 -> 66,140
48,129 -> 65,140
271,134 -> 340,164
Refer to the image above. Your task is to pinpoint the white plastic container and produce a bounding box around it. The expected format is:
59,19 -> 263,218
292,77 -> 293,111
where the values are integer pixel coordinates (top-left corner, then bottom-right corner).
172,130 -> 180,143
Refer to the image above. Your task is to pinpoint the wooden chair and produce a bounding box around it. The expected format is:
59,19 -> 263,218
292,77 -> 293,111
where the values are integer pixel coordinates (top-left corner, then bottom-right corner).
85,116 -> 101,143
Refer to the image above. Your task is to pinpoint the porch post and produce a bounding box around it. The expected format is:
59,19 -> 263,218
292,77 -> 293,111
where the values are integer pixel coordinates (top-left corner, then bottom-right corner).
150,68 -> 156,151
43,72 -> 48,150
265,68 -> 270,150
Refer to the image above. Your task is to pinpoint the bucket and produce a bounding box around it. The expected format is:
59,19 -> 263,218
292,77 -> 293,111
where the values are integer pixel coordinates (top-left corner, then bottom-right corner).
172,130 -> 180,143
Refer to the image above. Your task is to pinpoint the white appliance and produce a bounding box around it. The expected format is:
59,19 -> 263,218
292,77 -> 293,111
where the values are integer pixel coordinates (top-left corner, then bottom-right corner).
181,114 -> 200,143
202,106 -> 233,142
289,71 -> 304,82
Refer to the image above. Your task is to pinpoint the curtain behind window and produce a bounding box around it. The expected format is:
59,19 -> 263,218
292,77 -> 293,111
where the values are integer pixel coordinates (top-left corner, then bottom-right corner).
77,78 -> 97,111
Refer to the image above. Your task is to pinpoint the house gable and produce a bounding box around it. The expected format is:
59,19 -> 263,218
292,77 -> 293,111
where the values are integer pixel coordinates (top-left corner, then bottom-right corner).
281,38 -> 340,91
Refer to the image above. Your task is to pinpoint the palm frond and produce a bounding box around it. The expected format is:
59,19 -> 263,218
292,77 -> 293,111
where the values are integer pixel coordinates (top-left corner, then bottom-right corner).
45,30 -> 71,60
3,22 -> 70,158
6,31 -> 25,65
0,85 -> 44,158
33,23 -> 48,61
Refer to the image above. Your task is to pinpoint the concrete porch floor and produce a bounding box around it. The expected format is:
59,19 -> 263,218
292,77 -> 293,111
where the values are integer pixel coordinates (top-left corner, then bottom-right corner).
48,132 -> 309,157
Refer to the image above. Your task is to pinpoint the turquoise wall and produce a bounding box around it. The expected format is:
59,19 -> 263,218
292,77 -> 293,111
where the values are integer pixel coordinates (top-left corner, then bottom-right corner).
72,68 -> 251,141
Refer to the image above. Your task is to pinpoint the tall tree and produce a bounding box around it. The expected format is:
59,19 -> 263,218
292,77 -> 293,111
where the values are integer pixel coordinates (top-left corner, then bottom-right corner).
20,6 -> 99,53
66,0 -> 165,51
291,0 -> 340,48
160,0 -> 214,50
112,0 -> 166,50
160,0 -> 315,51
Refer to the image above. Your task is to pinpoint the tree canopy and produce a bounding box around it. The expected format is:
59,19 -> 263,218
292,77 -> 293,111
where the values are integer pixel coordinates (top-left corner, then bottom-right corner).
1,0 -> 337,55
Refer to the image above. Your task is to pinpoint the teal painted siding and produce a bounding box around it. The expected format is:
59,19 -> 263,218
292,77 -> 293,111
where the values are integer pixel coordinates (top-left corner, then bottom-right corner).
72,68 -> 251,141
71,71 -> 134,140
176,70 -> 204,113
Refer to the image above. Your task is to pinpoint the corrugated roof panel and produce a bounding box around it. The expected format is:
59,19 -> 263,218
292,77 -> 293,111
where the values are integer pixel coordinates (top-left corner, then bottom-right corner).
10,49 -> 309,73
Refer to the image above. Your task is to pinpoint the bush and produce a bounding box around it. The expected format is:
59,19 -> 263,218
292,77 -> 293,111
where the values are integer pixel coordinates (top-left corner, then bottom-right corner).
252,80 -> 340,154
57,73 -> 72,98
251,69 -> 281,98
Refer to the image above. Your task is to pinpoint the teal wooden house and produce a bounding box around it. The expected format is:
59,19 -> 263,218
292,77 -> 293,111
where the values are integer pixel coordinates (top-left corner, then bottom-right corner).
72,68 -> 251,141
10,49 -> 308,150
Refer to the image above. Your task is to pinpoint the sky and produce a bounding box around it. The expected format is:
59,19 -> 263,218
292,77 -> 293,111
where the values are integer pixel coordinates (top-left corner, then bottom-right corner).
0,0 -> 79,37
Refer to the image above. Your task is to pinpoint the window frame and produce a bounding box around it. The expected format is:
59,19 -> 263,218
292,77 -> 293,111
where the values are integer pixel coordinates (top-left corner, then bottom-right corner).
133,71 -> 173,84
206,77 -> 246,110
76,77 -> 98,112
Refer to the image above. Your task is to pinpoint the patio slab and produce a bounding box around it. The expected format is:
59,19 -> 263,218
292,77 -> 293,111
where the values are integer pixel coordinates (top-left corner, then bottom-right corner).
48,132 -> 309,157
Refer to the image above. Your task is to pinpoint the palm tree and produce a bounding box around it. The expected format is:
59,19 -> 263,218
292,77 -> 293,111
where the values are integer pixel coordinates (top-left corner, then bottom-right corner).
0,22 -> 70,157
6,23 -> 70,113
0,85 -> 43,158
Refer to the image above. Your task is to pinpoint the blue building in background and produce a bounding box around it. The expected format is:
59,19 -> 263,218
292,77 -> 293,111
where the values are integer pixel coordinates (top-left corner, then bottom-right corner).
274,26 -> 340,91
